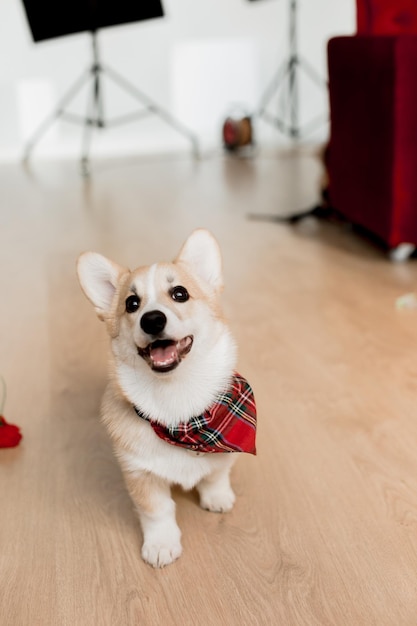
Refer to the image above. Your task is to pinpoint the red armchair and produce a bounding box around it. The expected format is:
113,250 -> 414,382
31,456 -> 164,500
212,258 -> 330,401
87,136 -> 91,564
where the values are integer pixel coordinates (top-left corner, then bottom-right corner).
327,0 -> 417,258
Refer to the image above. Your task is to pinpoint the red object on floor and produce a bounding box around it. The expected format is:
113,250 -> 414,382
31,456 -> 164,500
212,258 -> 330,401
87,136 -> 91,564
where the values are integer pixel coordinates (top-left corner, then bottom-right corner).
327,1 -> 417,250
0,415 -> 22,448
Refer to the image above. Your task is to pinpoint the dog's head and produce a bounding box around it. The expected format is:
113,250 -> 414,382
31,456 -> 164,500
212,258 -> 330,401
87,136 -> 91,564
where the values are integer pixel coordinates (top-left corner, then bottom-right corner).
77,230 -> 236,393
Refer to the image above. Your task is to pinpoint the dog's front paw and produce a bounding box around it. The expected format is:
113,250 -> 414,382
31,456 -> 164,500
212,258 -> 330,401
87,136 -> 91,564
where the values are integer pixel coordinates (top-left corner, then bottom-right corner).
199,486 -> 236,513
141,539 -> 182,568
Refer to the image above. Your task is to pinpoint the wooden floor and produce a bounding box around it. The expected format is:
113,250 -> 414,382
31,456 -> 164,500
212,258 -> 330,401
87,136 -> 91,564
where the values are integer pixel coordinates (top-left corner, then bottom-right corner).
2,149 -> 417,625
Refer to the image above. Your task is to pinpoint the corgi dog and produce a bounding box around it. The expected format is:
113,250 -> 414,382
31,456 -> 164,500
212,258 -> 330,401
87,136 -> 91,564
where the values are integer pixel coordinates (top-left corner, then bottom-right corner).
77,229 -> 256,568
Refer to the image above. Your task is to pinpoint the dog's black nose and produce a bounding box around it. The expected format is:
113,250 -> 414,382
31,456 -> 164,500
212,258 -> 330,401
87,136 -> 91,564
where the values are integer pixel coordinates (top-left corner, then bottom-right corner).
140,310 -> 167,336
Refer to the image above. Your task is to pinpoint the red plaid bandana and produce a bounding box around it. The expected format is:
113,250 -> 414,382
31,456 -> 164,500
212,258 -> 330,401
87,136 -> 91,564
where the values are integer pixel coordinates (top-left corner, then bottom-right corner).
134,373 -> 256,455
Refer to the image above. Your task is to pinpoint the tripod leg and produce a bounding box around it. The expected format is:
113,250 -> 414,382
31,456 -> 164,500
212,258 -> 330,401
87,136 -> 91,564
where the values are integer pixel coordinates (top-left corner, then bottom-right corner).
80,73 -> 96,177
257,61 -> 288,116
23,69 -> 91,162
298,57 -> 327,89
288,56 -> 299,138
258,60 -> 297,136
102,64 -> 200,157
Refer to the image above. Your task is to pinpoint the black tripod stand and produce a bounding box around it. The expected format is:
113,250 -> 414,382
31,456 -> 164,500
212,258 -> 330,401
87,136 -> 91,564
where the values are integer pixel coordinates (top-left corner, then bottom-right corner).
257,0 -> 327,139
23,31 -> 199,175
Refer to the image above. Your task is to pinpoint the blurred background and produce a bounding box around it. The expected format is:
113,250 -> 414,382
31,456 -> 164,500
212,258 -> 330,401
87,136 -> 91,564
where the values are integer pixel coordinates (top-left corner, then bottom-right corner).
0,0 -> 354,160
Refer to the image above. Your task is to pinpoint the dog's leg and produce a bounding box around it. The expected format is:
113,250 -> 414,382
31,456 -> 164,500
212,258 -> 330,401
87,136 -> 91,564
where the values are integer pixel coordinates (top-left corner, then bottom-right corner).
197,459 -> 236,513
123,470 -> 182,568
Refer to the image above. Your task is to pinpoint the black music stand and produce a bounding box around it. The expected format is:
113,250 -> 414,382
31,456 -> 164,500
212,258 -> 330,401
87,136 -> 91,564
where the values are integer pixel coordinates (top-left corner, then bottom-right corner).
21,1 -> 199,175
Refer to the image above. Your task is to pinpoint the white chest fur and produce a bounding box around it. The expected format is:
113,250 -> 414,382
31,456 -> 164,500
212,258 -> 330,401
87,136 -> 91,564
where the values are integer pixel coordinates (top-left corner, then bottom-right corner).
101,385 -> 235,490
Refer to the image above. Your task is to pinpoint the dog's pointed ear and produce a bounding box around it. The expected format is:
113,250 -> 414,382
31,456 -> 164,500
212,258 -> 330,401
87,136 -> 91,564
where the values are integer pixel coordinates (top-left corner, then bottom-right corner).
175,229 -> 223,291
77,252 -> 127,319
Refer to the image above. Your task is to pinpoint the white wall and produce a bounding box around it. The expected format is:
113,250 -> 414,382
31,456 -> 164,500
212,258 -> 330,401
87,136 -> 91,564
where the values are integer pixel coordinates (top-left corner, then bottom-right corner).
0,0 -> 355,160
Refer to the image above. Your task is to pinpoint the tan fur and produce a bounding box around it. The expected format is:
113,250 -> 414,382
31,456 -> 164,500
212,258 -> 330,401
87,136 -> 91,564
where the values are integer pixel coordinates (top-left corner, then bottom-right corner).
123,470 -> 168,517
101,380 -> 144,454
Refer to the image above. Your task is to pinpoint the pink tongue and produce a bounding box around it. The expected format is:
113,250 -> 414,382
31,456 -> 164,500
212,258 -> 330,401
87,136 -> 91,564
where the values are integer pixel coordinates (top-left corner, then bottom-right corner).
150,343 -> 178,367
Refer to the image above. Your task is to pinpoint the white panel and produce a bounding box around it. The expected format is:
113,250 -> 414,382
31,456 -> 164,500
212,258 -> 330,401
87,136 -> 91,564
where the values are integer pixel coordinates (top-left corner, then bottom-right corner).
17,79 -> 58,143
171,39 -> 259,136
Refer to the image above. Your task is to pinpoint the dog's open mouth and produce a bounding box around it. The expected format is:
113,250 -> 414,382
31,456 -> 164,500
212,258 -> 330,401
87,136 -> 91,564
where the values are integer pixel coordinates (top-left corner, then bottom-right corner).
137,336 -> 193,372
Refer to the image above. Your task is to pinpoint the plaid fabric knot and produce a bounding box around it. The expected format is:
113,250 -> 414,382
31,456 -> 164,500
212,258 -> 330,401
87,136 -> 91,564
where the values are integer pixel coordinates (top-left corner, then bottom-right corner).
133,373 -> 256,455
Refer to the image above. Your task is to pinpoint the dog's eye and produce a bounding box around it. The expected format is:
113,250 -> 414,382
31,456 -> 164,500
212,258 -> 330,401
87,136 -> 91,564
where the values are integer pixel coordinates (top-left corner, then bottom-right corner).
125,295 -> 140,313
170,286 -> 189,302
